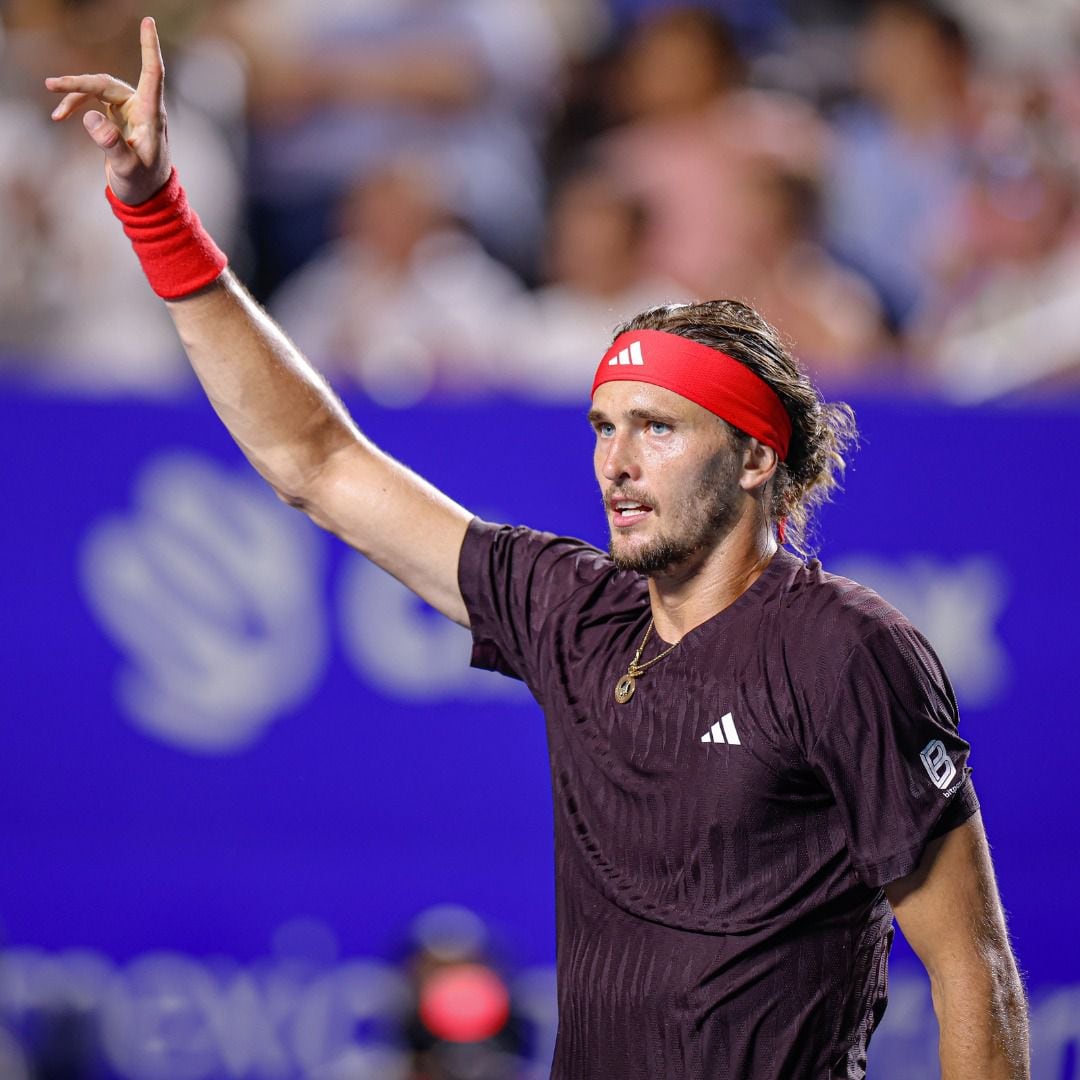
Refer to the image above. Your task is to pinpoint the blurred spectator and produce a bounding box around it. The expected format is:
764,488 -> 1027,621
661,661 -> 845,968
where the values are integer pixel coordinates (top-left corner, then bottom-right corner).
500,165 -> 683,400
709,158 -> 890,383
0,0 -> 242,396
270,157 -> 525,406
598,7 -> 826,297
400,905 -> 527,1080
216,0 -> 562,295
913,95 -> 1080,401
3,0 -> 1076,406
824,0 -> 977,328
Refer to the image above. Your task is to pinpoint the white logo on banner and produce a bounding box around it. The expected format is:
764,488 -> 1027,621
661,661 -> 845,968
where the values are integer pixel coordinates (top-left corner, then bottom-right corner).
1,945 -> 1077,1079
337,554 -> 527,701
80,453 -> 328,754
831,554 -> 1009,708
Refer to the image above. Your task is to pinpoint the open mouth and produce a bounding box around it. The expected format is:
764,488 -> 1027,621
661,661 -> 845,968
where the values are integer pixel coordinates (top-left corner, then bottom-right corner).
610,500 -> 653,528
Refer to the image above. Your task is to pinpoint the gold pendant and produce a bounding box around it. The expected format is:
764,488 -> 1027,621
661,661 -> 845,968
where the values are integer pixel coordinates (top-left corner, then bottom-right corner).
614,673 -> 636,704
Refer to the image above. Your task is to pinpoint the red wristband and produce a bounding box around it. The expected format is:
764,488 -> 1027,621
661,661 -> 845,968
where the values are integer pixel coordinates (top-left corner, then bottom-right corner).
105,168 -> 228,300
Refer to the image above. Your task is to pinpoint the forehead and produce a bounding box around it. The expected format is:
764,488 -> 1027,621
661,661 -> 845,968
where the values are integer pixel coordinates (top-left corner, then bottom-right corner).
590,379 -> 716,423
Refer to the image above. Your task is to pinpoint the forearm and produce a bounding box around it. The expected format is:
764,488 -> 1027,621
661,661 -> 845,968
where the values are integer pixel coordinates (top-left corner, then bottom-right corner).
930,955 -> 1029,1079
166,270 -> 363,502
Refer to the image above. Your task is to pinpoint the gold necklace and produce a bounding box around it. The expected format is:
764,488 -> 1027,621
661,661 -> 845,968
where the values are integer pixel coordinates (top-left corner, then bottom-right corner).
614,620 -> 680,704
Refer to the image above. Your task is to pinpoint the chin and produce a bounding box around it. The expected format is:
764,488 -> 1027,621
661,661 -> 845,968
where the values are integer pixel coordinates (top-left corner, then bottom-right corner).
607,534 -> 641,569
608,532 -> 693,575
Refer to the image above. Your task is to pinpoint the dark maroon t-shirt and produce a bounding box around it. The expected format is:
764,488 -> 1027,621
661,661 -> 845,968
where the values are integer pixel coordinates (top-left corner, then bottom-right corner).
458,519 -> 978,1079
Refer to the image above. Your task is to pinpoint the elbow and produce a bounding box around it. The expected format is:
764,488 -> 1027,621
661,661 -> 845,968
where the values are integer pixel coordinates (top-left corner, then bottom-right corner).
252,424 -> 364,513
267,466 -> 334,519
245,449 -> 319,510
271,485 -> 309,511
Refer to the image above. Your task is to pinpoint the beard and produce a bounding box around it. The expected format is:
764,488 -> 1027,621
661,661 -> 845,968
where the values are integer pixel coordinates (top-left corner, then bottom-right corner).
607,450 -> 743,575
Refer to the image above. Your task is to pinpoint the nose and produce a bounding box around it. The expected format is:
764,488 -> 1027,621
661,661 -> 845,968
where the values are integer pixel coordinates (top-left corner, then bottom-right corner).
598,429 -> 641,484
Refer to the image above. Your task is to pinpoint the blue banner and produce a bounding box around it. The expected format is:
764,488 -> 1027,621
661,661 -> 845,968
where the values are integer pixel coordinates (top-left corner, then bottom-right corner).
1,391 -> 1078,1077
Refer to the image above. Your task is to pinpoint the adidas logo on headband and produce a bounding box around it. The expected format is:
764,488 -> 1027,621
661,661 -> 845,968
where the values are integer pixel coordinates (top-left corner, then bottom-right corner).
607,340 -> 645,366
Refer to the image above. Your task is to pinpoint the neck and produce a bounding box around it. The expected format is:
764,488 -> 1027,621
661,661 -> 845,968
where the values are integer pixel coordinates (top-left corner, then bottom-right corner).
647,507 -> 778,643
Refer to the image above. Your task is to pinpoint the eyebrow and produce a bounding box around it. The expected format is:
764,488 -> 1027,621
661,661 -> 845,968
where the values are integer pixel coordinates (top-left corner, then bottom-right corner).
586,406 -> 683,427
627,407 -> 680,424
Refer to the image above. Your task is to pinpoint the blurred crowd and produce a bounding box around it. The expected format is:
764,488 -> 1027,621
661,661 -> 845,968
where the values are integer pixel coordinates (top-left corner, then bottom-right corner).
2,0 -> 1079,404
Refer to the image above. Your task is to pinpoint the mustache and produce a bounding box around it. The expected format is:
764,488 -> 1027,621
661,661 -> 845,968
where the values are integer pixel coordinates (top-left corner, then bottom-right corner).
604,486 -> 655,506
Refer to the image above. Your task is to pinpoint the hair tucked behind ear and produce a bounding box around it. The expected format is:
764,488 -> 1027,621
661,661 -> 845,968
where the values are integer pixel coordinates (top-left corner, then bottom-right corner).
613,300 -> 858,556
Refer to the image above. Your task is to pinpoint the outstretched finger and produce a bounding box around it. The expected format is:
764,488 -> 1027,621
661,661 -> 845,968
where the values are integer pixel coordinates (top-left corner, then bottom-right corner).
50,91 -> 93,121
45,73 -> 135,110
136,17 -> 165,109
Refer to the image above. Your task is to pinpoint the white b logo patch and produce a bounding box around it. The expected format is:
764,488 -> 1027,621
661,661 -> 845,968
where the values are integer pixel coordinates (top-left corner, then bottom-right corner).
919,739 -> 957,791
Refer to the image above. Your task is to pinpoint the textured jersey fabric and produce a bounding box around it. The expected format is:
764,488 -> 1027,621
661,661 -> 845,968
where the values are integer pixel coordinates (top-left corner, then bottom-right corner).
458,519 -> 979,1079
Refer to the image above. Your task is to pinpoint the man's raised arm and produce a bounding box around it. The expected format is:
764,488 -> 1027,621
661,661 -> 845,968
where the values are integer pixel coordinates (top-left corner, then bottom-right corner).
46,17 -> 473,626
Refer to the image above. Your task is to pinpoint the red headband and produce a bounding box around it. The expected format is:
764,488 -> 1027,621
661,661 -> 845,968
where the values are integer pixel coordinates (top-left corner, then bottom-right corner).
592,329 -> 792,461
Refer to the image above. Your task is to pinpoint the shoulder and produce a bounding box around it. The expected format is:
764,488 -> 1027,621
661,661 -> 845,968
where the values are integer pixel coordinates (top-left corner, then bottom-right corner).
459,518 -> 649,680
461,517 -> 646,610
766,553 -> 960,757
772,551 -> 936,673
464,517 -> 608,573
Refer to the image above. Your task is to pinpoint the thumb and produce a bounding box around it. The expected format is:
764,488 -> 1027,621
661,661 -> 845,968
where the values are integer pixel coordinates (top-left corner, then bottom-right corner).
85,109 -> 170,205
84,110 -> 135,163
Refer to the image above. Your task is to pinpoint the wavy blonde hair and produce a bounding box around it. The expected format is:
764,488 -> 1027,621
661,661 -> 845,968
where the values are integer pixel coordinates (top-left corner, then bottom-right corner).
613,300 -> 858,556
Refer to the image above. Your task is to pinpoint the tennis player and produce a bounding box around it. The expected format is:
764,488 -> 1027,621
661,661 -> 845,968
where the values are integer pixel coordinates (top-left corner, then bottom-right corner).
47,19 -> 1029,1078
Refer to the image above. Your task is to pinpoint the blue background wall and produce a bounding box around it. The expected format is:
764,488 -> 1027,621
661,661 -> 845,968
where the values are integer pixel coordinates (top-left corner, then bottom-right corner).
1,391 -> 1078,1077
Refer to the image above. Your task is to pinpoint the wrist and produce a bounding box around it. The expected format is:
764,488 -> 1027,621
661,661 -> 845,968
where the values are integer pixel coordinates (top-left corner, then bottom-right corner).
107,165 -> 174,208
106,167 -> 228,300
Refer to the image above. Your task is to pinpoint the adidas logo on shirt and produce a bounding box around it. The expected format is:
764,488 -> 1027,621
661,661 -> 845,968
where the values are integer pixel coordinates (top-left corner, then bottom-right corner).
701,713 -> 741,745
608,340 -> 645,366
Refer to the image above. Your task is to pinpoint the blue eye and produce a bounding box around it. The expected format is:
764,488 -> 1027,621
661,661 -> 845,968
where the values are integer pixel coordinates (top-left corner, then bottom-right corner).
649,421 -> 671,435
597,422 -> 615,438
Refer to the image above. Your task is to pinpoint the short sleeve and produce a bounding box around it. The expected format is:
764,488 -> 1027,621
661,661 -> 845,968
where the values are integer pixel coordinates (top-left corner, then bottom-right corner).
805,620 -> 979,889
457,518 -> 616,688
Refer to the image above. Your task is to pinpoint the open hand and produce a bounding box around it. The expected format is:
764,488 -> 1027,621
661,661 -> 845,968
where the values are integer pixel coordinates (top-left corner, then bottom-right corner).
45,16 -> 172,206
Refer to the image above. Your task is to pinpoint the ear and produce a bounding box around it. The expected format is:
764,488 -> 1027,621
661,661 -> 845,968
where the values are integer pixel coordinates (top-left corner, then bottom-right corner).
738,438 -> 779,493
